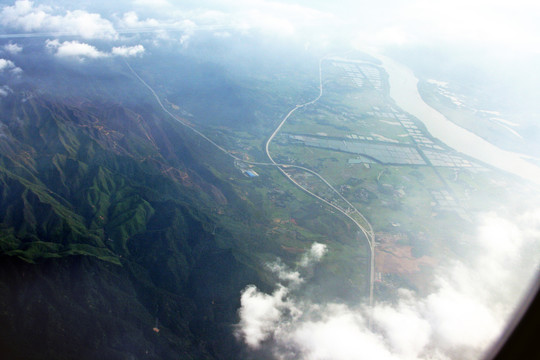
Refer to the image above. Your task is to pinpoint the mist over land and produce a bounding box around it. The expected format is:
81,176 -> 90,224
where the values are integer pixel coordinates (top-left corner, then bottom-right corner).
0,1 -> 539,359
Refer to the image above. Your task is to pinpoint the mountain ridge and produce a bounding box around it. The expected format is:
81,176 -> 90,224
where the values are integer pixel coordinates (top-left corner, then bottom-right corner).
0,91 -> 271,359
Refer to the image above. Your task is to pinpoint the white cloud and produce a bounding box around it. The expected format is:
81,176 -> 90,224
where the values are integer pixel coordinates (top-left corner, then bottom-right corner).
111,44 -> 145,57
114,11 -> 198,46
262,243 -> 327,289
0,85 -> 12,97
299,242 -> 327,267
0,0 -> 538,54
236,242 -> 328,348
0,58 -> 22,74
127,0 -> 539,54
3,42 -> 22,54
372,292 -> 432,358
46,39 -> 108,60
280,305 -> 399,360
347,0 -> 540,54
0,0 -> 117,39
220,1 -> 333,39
404,0 -> 539,49
107,1 -> 335,45
0,58 -> 16,71
117,11 -> 161,30
236,212 -> 540,360
0,1 -> 331,48
213,31 -> 231,38
236,285 -> 290,348
116,11 -> 198,33
178,20 -> 197,46
45,40 -> 145,60
241,9 -> 295,36
267,260 -> 303,287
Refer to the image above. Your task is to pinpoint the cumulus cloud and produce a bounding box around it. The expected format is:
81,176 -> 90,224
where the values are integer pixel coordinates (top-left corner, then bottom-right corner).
280,305 -> 398,360
0,58 -> 22,74
115,10 -> 198,45
0,85 -> 12,97
236,243 -> 324,348
3,42 -> 22,54
0,0 -> 537,55
0,0 -> 117,39
236,212 -> 539,359
110,1 -> 333,45
341,0 -> 540,55
120,0 -> 534,54
265,243 -> 327,288
229,0 -> 332,35
0,1 -> 334,49
111,44 -> 145,57
299,242 -> 327,267
117,11 -> 161,30
238,241 -> 330,336
236,285 -> 293,349
46,39 -> 107,60
45,40 -> 145,60
267,260 -> 303,287
116,11 -> 197,33
0,58 -> 16,71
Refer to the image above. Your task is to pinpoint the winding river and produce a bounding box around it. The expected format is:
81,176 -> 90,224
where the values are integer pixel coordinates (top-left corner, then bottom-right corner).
376,54 -> 540,186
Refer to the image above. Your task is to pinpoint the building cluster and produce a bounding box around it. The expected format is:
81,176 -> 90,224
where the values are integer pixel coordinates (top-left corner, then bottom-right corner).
287,133 -> 425,165
331,61 -> 383,91
392,112 -> 443,150
422,149 -> 473,168
234,160 -> 259,178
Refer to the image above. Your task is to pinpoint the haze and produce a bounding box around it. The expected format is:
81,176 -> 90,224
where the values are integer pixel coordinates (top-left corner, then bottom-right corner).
0,1 -> 539,360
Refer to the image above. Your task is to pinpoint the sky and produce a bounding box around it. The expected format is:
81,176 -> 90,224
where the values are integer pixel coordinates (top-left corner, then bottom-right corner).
0,1 -> 539,359
1,0 -> 538,91
0,0 -> 539,52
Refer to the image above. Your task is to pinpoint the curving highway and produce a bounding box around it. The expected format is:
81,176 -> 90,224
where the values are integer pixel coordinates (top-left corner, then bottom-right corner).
263,57 -> 375,306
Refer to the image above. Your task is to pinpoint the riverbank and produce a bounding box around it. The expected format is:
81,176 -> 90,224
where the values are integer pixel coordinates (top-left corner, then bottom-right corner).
376,54 -> 540,186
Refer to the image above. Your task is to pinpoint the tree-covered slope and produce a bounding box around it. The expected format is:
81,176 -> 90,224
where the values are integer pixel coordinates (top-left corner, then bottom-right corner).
0,93 -> 270,359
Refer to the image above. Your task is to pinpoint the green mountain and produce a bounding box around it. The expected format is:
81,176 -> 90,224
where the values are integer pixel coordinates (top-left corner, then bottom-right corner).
0,92 -> 271,359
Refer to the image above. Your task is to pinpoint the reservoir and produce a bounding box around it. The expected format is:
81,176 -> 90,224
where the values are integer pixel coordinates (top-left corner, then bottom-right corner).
377,54 -> 540,186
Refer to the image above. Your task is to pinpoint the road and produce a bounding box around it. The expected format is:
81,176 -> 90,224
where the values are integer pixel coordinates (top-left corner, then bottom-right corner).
263,57 -> 375,306
125,57 -> 376,307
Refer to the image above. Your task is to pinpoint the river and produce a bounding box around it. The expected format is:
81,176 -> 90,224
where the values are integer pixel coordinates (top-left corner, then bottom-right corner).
376,54 -> 540,186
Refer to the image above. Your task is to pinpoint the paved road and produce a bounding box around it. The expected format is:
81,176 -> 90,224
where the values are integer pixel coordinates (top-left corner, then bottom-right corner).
126,58 -> 375,306
263,58 -> 375,306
